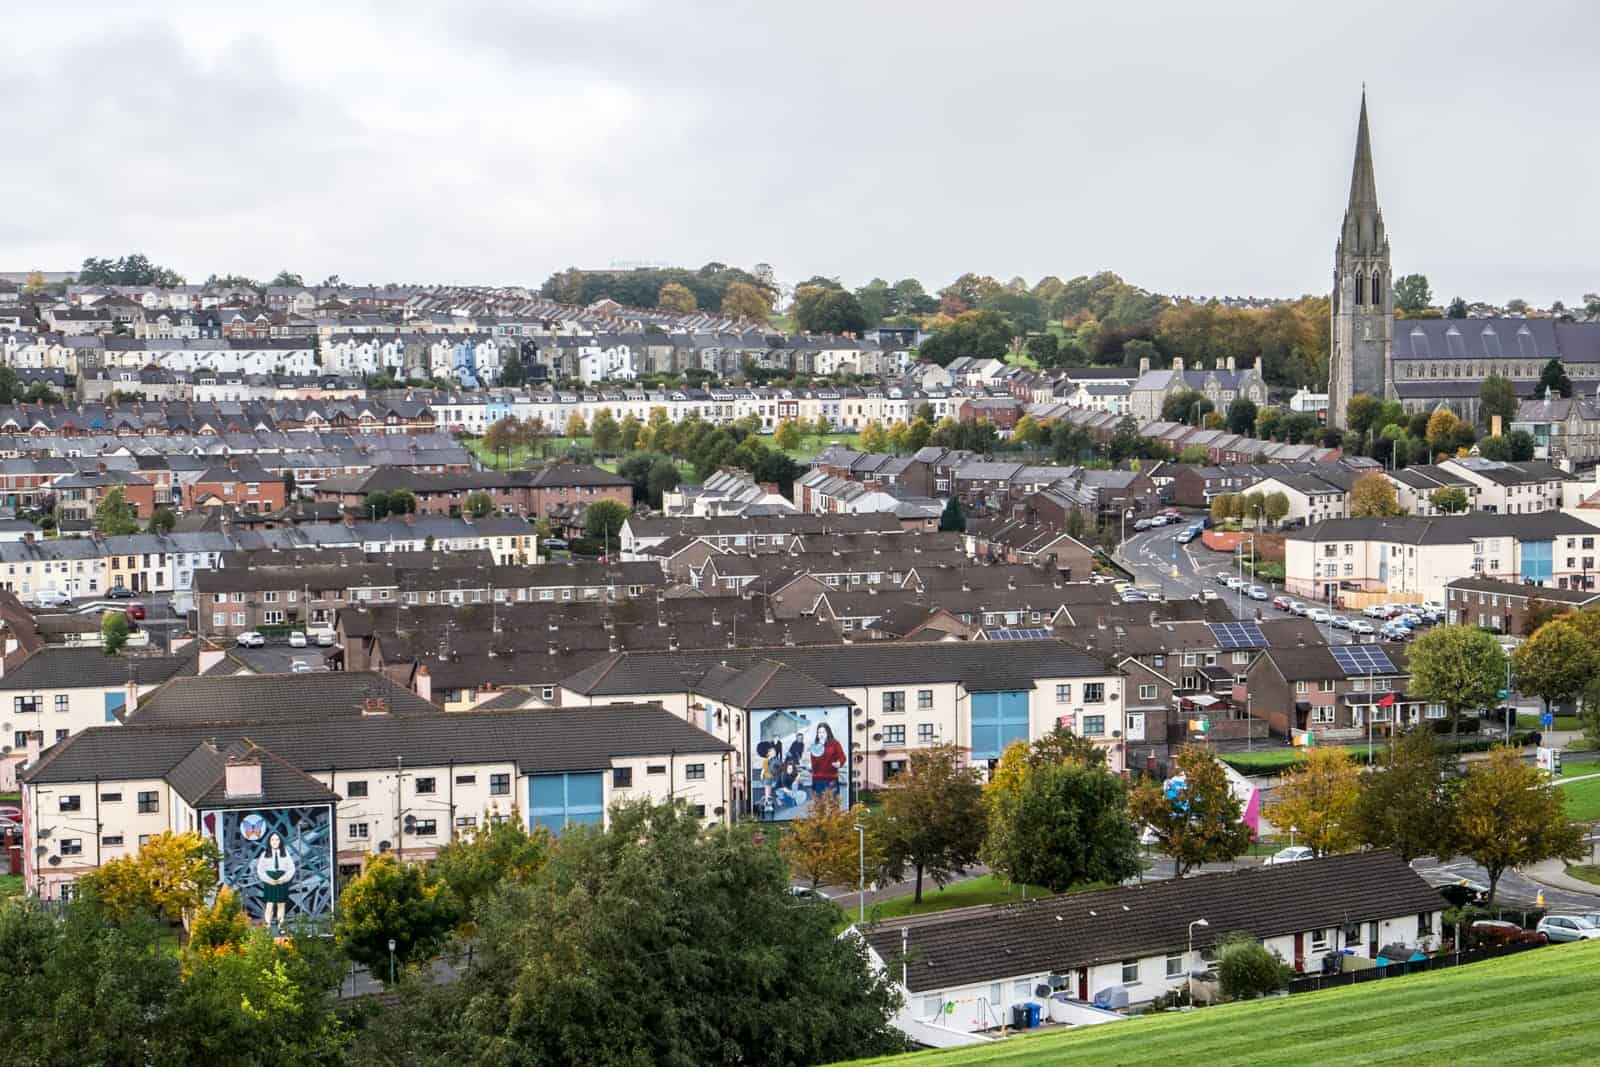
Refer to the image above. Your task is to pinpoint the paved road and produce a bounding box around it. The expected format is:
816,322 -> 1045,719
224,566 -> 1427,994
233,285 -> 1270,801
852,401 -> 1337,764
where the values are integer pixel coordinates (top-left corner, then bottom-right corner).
1411,853 -> 1600,911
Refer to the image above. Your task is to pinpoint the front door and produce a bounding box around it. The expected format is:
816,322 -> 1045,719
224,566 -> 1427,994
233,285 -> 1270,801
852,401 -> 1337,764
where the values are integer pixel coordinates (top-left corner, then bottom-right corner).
1078,970 -> 1088,1001
1294,932 -> 1304,972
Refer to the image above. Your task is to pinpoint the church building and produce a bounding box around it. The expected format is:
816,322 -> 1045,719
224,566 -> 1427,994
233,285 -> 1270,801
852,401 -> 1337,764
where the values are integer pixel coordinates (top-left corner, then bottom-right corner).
1326,93 -> 1600,430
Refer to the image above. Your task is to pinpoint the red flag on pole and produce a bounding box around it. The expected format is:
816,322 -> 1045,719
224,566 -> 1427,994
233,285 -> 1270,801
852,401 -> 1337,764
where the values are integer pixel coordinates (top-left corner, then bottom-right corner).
1377,693 -> 1395,707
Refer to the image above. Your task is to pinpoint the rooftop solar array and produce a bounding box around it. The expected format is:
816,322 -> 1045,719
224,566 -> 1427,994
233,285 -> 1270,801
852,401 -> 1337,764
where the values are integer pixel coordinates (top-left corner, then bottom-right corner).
985,628 -> 1054,641
1209,622 -> 1266,649
1331,644 -> 1397,676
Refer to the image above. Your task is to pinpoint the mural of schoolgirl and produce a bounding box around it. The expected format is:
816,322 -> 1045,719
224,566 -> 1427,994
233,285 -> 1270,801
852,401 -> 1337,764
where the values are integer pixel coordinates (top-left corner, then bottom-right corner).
255,832 -> 297,929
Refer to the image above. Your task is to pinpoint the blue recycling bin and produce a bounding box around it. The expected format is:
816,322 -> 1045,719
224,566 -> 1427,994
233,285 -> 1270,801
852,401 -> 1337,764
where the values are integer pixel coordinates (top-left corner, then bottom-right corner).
1025,1002 -> 1042,1028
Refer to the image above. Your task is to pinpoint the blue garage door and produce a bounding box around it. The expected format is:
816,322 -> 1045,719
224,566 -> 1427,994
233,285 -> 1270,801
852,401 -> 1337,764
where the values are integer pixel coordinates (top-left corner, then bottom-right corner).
970,691 -> 1030,761
528,772 -> 604,835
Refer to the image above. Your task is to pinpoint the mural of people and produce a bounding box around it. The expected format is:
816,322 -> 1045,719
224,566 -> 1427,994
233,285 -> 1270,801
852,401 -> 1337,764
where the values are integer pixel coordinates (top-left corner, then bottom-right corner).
808,723 -> 846,800
749,706 -> 851,821
255,832 -> 297,929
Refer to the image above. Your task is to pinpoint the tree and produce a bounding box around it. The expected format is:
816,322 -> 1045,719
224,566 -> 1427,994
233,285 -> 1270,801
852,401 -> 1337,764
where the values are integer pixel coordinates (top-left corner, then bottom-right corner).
269,270 -> 305,287
645,458 -> 681,507
93,486 -> 141,535
147,505 -> 177,533
858,420 -> 888,454
656,282 -> 698,313
1345,393 -> 1381,437
1263,491 -> 1290,528
720,281 -> 772,322
1025,332 -> 1060,367
915,310 -> 1013,366
779,792 -> 879,890
1539,358 -> 1574,399
1476,434 -> 1508,461
1430,487 -> 1469,514
1454,747 -> 1585,903
463,490 -> 494,519
1407,624 -> 1507,749
81,831 -> 220,933
591,408 -> 621,454
584,499 -> 631,549
774,418 -> 802,451
1446,296 -> 1469,319
482,415 -> 521,465
1225,398 -> 1258,436
1352,729 -> 1457,862
387,489 -> 417,516
938,496 -> 966,533
363,490 -> 392,520
1505,429 -> 1537,461
335,853 -> 461,984
380,801 -> 903,1067
1217,935 -> 1292,1000
1393,273 -> 1433,315
984,755 -> 1140,893
1512,618 -> 1598,723
1241,490 -> 1266,528
564,412 -> 587,439
101,610 -> 131,654
1424,409 -> 1462,455
876,744 -> 985,902
1479,375 -> 1518,427
1349,472 -> 1400,517
1210,493 -> 1238,525
1266,748 -> 1361,858
430,817 -> 551,926
618,413 -> 642,452
1162,389 -> 1214,424
187,886 -> 252,957
1128,746 -> 1252,877
793,285 -> 869,335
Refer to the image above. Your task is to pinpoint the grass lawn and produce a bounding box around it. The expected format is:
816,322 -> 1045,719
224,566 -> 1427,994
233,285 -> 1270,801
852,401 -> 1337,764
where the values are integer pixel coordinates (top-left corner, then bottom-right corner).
1564,864 -> 1600,887
1220,745 -> 1370,774
861,876 -> 1057,925
0,875 -> 21,898
836,939 -> 1600,1067
1558,775 -> 1600,822
1518,712 -> 1583,732
466,431 -> 861,473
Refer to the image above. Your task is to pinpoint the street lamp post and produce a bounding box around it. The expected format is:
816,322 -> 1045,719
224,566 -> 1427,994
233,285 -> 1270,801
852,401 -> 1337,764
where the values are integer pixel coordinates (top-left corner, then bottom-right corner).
1188,918 -> 1210,1003
387,937 -> 397,986
1119,507 -> 1135,563
854,822 -> 867,925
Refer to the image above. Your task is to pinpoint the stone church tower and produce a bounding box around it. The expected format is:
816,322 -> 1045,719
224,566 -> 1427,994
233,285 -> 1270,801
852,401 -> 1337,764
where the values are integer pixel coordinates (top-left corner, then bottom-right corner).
1327,91 -> 1393,428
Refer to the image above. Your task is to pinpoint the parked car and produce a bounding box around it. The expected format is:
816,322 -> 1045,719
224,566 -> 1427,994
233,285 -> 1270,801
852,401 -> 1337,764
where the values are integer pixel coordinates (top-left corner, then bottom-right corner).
1261,845 -> 1315,866
0,816 -> 19,836
1308,608 -> 1333,624
1214,572 -> 1232,586
1223,575 -> 1244,590
1177,526 -> 1201,545
1190,589 -> 1219,602
1133,519 -> 1152,531
1363,604 -> 1389,619
1330,615 -> 1352,629
1348,619 -> 1376,636
32,590 -> 73,609
106,586 -> 136,600
1536,915 -> 1600,942
1436,879 -> 1490,908
1148,516 -> 1169,527
0,804 -> 20,821
541,538 -> 568,551
1380,623 -> 1412,641
1288,601 -> 1309,616
290,660 -> 313,674
1397,612 -> 1423,628
288,630 -> 308,648
236,631 -> 266,648
1272,595 -> 1292,610
1470,920 -> 1546,947
1248,585 -> 1268,601
126,601 -> 146,620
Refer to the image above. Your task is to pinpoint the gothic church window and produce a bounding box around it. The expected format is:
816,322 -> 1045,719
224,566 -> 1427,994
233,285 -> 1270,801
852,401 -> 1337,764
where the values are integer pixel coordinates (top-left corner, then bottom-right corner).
1372,271 -> 1382,301
1355,273 -> 1364,306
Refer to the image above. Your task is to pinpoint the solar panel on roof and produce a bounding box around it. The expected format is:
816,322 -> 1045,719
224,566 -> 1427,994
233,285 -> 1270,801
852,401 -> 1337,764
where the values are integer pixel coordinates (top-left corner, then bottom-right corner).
1331,645 -> 1396,676
986,628 -> 1053,641
1209,622 -> 1265,649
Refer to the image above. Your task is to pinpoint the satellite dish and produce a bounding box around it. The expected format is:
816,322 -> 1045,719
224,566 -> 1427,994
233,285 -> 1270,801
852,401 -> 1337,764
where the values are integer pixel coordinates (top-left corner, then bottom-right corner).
1034,984 -> 1051,998
403,815 -> 416,831
378,840 -> 392,852
48,855 -> 60,865
36,827 -> 50,839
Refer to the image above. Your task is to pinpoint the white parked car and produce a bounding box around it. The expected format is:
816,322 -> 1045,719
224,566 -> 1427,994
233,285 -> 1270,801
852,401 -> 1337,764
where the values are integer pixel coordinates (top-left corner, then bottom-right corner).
312,627 -> 336,647
235,631 -> 266,648
1261,845 -> 1315,866
1308,608 -> 1333,624
288,630 -> 308,648
1536,915 -> 1600,942
1363,604 -> 1389,619
1247,585 -> 1269,601
32,590 -> 72,609
1348,619 -> 1376,636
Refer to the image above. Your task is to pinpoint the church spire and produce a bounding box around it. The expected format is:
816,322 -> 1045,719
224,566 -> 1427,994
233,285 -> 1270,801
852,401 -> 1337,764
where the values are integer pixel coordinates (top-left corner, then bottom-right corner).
1347,88 -> 1379,212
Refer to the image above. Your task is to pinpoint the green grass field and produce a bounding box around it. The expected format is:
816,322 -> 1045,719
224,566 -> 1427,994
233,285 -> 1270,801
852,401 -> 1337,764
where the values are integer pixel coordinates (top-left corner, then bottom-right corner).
1564,864 -> 1600,887
0,875 -> 21,899
837,940 -> 1600,1067
861,876 -> 1056,925
1558,774 -> 1600,821
1220,746 -> 1370,774
1519,712 -> 1583,732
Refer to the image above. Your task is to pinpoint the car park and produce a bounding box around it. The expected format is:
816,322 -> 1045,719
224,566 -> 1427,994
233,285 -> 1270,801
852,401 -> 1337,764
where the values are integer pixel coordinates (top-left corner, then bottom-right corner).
1348,619 -> 1376,636
1536,916 -> 1600,942
289,630 -> 308,648
1261,845 -> 1314,866
312,628 -> 336,647
1272,595 -> 1292,611
1330,615 -> 1351,629
1380,623 -> 1412,641
236,631 -> 266,648
1398,612 -> 1424,628
1363,604 -> 1389,619
1308,608 -> 1333,624
1248,585 -> 1268,600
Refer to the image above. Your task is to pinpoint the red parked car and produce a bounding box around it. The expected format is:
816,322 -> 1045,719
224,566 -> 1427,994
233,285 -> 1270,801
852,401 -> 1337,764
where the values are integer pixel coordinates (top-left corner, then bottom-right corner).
126,602 -> 146,620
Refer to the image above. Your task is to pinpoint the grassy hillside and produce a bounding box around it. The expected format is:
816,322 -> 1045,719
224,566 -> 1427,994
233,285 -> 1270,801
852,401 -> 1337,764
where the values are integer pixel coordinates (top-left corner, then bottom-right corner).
837,940 -> 1600,1067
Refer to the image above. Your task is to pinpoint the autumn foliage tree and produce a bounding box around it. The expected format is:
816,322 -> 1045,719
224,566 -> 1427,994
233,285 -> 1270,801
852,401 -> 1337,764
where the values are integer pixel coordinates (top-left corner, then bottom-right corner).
779,792 -> 879,890
1349,472 -> 1401,517
1128,745 -> 1252,877
1265,748 -> 1361,858
1454,746 -> 1584,903
875,744 -> 985,902
79,831 -> 221,936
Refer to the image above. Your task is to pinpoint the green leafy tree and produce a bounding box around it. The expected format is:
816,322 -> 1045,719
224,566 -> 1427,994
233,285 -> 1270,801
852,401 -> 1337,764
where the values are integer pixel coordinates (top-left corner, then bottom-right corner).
1476,434 -> 1508,461
334,853 -> 461,984
938,496 -> 966,533
363,490 -> 392,519
430,816 -> 552,926
1225,398 -> 1258,435
875,744 -> 986,902
1512,618 -> 1597,724
187,887 -> 251,957
481,416 -> 521,466
793,284 -> 869,335
1350,472 -> 1401,517
1210,493 -> 1238,525
656,281 -> 698,313
101,610 -> 131,654
370,802 -> 904,1066
269,270 -> 305,287
1478,375 -> 1518,427
1162,389 -> 1214,424
1263,491 -> 1290,528
1344,393 -> 1380,437
1454,747 -> 1585,903
1407,624 -> 1507,749
774,418 -> 803,451
591,408 -> 621,454
93,486 -> 141,535
1025,332 -> 1060,367
1505,429 -> 1537,461
618,413 -> 642,452
645,458 -> 681,507
985,755 -> 1140,893
1392,273 -> 1433,315
387,489 -> 417,516
916,310 -> 1014,366
1217,935 -> 1293,1000
1430,487 -> 1469,514
779,792 -> 880,890
1265,748 -> 1361,858
584,499 -> 632,548
1351,729 -> 1457,862
720,281 -> 772,322
1128,745 -> 1252,877
147,505 -> 177,533
1539,358 -> 1574,399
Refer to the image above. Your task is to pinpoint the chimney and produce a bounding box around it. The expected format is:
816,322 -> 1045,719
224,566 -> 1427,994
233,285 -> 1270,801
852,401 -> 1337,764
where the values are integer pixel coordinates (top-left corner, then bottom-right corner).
362,692 -> 390,716
1172,357 -> 1184,373
23,730 -> 41,766
1138,356 -> 1150,375
224,753 -> 263,799
198,644 -> 227,674
415,664 -> 432,703
1226,356 -> 1236,372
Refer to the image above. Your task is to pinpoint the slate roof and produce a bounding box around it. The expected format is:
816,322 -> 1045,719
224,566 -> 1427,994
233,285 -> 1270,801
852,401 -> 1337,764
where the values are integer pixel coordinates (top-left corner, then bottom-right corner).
125,671 -> 439,726
0,647 -> 197,693
1286,513 -> 1593,544
693,659 -> 849,710
1445,576 -> 1600,605
859,851 -> 1445,992
167,739 -> 340,808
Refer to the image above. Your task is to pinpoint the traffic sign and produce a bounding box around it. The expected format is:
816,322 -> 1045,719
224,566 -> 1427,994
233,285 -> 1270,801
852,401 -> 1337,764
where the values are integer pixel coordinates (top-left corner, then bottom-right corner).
1496,689 -> 1510,700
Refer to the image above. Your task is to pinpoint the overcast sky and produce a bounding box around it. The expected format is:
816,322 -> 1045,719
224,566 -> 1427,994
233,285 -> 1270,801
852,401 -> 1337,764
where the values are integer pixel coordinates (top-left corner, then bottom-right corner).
3,1 -> 1596,305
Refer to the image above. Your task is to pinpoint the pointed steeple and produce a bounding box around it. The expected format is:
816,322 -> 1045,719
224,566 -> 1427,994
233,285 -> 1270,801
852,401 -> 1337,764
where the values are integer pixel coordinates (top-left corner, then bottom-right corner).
1347,89 -> 1378,212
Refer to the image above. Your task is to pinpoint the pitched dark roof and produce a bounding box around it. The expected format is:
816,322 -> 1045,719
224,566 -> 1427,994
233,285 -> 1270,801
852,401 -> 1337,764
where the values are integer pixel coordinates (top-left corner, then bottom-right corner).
859,851 -> 1445,992
1445,577 -> 1600,605
125,671 -> 440,726
1287,512 -> 1593,545
167,739 -> 340,808
0,647 -> 196,692
694,659 -> 849,710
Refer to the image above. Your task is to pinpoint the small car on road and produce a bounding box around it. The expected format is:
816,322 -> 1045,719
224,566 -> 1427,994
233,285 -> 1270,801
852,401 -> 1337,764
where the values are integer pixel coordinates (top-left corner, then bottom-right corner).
1261,845 -> 1314,866
236,631 -> 266,648
289,630 -> 308,648
1308,608 -> 1333,624
1536,915 -> 1600,942
1247,585 -> 1268,600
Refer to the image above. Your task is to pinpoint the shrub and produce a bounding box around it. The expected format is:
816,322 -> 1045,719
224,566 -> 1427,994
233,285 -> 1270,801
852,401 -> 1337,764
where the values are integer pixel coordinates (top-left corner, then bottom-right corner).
1217,935 -> 1292,1000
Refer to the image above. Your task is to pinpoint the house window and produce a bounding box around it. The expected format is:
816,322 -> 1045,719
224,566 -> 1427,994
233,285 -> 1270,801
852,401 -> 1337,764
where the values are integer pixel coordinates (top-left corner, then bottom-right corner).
59,795 -> 81,812
212,612 -> 226,627
14,696 -> 40,715
1418,911 -> 1434,936
455,816 -> 478,830
917,723 -> 935,742
1084,683 -> 1105,703
1166,953 -> 1184,979
1295,680 -> 1309,694
1055,684 -> 1071,703
411,819 -> 437,836
490,773 -> 511,795
54,694 -> 69,713
1121,959 -> 1139,984
1342,920 -> 1363,948
347,780 -> 368,798
884,724 -> 907,744
455,774 -> 477,786
613,767 -> 633,788
1139,684 -> 1158,701
918,689 -> 934,709
646,764 -> 667,776
1082,715 -> 1106,736
100,791 -> 122,803
102,833 -> 125,847
1311,707 -> 1336,724
1183,653 -> 1198,667
415,777 -> 436,795
60,838 -> 83,856
349,822 -> 370,840
1319,679 -> 1335,693
1311,928 -> 1329,953
685,763 -> 706,781
882,691 -> 906,714
137,791 -> 159,814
